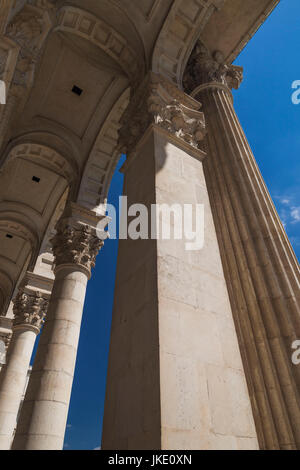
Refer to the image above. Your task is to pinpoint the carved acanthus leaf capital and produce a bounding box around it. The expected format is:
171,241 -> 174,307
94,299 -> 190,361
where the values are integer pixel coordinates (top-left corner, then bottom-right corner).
51,220 -> 104,275
119,73 -> 206,154
183,41 -> 243,94
13,289 -> 49,331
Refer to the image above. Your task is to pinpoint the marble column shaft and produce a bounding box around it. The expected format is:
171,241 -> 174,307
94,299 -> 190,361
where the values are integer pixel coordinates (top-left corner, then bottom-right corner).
12,203 -> 105,450
0,288 -> 48,449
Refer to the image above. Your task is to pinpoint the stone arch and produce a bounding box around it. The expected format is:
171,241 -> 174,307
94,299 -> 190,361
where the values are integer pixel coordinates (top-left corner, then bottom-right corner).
2,130 -> 80,183
0,216 -> 39,307
0,216 -> 38,246
77,87 -> 130,214
0,216 -> 39,260
6,142 -> 75,186
152,0 -> 223,87
54,6 -> 145,86
0,136 -> 74,306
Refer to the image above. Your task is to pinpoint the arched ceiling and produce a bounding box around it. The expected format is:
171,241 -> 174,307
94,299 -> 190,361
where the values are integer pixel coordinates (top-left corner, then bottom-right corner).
0,140 -> 69,305
10,30 -> 129,162
54,0 -> 173,67
152,0 -> 279,87
0,0 -> 281,312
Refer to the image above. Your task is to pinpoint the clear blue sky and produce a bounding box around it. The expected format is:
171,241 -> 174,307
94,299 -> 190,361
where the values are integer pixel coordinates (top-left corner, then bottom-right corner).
63,0 -> 300,450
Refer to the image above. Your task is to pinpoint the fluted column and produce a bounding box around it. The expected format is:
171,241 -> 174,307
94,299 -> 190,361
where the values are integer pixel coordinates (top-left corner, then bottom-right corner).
183,42 -> 300,449
12,203 -> 105,450
0,286 -> 49,449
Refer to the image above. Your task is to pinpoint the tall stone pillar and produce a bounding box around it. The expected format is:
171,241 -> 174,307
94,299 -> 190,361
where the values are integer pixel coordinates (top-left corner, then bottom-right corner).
102,73 -> 258,450
0,316 -> 12,373
12,203 -> 106,450
0,276 -> 50,450
183,42 -> 300,450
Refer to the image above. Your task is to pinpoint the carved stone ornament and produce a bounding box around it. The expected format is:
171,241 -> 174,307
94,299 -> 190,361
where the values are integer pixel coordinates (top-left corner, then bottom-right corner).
183,41 -> 243,94
5,1 -> 54,91
50,222 -> 104,274
0,331 -> 12,349
119,72 -> 206,155
13,289 -> 49,331
7,1 -> 54,55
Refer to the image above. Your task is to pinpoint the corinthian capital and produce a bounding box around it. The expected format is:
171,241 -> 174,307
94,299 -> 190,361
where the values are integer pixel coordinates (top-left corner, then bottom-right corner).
183,41 -> 243,95
13,289 -> 49,332
50,203 -> 106,276
119,72 -> 206,155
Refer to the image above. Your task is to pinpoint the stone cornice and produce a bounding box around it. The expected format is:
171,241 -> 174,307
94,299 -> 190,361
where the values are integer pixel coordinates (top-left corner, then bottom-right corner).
120,123 -> 207,175
119,72 -> 206,155
22,271 -> 54,296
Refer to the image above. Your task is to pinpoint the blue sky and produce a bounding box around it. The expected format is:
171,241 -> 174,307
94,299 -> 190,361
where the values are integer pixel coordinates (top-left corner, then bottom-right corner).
63,0 -> 300,450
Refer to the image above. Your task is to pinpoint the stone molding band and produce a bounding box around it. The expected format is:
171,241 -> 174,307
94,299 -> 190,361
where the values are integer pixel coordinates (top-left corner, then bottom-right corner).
190,82 -> 234,101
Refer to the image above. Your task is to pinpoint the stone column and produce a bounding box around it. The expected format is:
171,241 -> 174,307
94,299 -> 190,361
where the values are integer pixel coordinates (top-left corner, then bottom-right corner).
102,73 -> 258,450
183,42 -> 300,449
12,203 -> 106,450
0,282 -> 49,450
0,316 -> 12,372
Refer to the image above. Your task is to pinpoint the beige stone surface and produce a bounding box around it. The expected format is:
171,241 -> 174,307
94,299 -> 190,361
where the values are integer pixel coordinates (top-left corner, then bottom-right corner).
0,328 -> 36,449
12,204 -> 105,450
102,126 -> 258,450
12,268 -> 88,450
0,0 -> 293,452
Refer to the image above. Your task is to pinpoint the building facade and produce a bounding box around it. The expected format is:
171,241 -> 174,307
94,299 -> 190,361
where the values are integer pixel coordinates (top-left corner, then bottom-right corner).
0,0 -> 299,450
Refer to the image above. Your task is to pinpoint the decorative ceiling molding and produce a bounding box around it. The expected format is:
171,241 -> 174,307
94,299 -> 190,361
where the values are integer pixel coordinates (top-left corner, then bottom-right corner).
0,217 -> 37,247
54,6 -> 144,86
137,0 -> 161,23
6,142 -> 75,184
77,87 -> 130,214
152,0 -> 223,86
